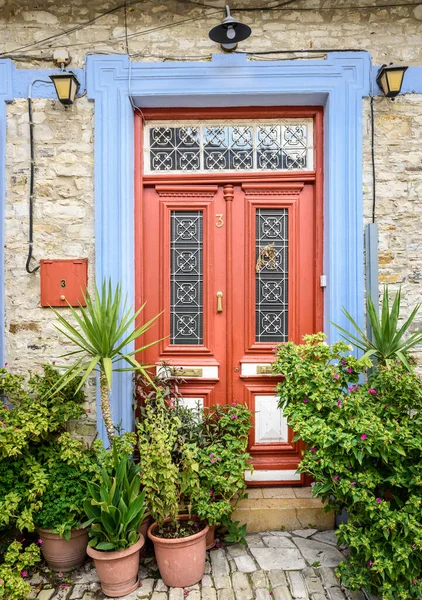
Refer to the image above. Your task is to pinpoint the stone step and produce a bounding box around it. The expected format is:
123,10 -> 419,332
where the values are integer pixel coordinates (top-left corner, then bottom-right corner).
232,487 -> 335,533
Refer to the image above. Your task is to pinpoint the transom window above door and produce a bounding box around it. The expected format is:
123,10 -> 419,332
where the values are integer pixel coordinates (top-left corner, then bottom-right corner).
144,119 -> 314,174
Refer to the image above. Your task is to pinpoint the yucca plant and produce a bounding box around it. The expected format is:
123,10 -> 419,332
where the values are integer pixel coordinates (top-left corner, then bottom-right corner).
334,286 -> 422,370
83,443 -> 146,551
50,279 -> 161,443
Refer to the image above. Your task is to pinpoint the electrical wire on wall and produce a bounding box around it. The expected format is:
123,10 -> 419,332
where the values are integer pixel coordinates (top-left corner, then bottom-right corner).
26,79 -> 53,274
0,0 -> 419,60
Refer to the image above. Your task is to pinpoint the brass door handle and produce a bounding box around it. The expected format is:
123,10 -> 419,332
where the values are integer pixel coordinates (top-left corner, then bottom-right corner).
217,291 -> 223,313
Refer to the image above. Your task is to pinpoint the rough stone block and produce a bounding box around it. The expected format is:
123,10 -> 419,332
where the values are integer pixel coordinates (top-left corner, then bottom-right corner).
250,548 -> 306,571
293,538 -> 344,568
287,571 -> 308,599
268,570 -> 288,588
251,569 -> 268,589
234,554 -> 257,573
272,587 -> 293,600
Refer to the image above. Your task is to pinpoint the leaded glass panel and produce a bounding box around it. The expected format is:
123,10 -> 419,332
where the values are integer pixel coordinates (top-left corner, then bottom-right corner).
255,209 -> 288,343
170,211 -> 203,345
145,119 -> 313,174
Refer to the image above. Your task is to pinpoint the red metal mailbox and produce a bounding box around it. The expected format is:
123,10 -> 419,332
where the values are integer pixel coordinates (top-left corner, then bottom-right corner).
40,259 -> 88,307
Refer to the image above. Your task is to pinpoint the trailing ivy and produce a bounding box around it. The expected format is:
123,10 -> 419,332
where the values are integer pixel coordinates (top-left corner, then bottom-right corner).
274,332 -> 422,600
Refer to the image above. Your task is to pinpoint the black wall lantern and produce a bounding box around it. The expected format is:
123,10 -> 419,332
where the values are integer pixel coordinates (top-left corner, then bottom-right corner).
376,64 -> 408,98
49,71 -> 80,106
209,5 -> 251,51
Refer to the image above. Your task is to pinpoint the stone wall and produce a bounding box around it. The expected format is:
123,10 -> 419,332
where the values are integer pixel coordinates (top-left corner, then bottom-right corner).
2,0 -> 422,434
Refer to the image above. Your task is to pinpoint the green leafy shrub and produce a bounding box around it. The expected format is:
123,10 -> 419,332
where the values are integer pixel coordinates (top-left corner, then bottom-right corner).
84,439 -> 146,551
34,434 -> 99,539
193,403 -> 252,528
137,392 -> 200,534
274,332 -> 422,600
0,541 -> 40,600
0,366 -> 87,533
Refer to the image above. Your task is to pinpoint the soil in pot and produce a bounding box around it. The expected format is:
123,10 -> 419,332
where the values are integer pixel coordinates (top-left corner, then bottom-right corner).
148,515 -> 208,588
38,527 -> 88,572
87,535 -> 144,598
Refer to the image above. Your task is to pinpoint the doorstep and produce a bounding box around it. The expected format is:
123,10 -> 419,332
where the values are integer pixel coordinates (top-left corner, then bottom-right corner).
232,487 -> 335,533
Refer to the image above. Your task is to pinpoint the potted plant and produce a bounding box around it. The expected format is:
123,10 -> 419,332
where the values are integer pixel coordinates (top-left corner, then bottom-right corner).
35,434 -> 99,572
49,279 -> 161,444
138,393 -> 208,588
83,440 -> 147,597
192,402 -> 252,548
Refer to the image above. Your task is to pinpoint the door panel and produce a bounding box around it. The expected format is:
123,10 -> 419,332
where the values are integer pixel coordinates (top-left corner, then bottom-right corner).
140,178 -> 321,484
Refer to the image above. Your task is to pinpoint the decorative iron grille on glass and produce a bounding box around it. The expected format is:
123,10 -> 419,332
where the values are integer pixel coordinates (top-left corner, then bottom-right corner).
145,120 -> 314,174
170,211 -> 203,345
256,208 -> 288,343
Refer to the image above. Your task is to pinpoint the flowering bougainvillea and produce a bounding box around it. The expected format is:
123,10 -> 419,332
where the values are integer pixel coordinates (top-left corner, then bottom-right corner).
273,332 -> 422,600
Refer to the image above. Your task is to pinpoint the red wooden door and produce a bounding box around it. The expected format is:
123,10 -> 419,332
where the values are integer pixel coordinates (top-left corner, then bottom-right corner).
136,108 -> 323,485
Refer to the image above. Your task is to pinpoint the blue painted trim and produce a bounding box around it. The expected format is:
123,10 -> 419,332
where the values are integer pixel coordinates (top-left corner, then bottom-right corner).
86,51 -> 371,438
12,67 -> 86,98
0,59 -> 14,368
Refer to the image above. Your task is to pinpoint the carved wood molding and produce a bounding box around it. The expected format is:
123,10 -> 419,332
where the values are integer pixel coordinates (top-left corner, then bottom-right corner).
242,183 -> 305,196
155,185 -> 218,198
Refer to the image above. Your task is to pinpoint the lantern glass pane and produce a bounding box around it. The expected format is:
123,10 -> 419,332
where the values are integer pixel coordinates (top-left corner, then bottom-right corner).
379,72 -> 389,95
54,77 -> 71,101
69,78 -> 77,102
386,70 -> 404,93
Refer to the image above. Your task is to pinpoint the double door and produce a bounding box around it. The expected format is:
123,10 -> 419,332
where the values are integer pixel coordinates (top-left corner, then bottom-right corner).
139,175 -> 322,484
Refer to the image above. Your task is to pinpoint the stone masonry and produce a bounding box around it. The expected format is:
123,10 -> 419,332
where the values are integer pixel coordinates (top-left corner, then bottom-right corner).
1,0 -> 422,429
29,530 -> 378,600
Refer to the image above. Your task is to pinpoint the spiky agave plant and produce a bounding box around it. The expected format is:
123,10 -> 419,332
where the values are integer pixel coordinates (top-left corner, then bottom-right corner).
50,279 -> 161,443
334,286 -> 422,370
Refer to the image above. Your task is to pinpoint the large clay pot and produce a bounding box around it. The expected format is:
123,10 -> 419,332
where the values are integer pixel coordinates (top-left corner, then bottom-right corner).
38,527 -> 88,572
148,515 -> 208,588
87,535 -> 144,597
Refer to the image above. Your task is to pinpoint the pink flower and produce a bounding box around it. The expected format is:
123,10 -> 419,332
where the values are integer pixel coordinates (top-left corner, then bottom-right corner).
341,360 -> 346,366
209,453 -> 215,458
333,373 -> 339,379
347,368 -> 353,373
337,401 -> 342,407
37,539 -> 42,545
0,579 -> 3,584
369,561 -> 373,567
310,447 -> 317,453
231,415 -> 238,420
414,580 -> 418,585
85,408 -> 91,413
302,398 -> 309,403
209,491 -> 213,496
333,476 -> 339,482
211,459 -> 215,464
21,571 -> 27,578
361,434 -> 367,440
412,545 -> 416,549
351,481 -> 356,485
376,498 -> 382,504
368,388 -> 377,395
232,402 -> 237,406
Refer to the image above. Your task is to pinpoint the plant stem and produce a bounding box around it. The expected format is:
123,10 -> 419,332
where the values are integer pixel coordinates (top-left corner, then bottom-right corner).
100,371 -> 115,444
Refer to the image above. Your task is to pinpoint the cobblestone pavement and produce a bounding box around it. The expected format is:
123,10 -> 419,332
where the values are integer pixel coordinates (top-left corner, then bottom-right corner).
29,530 -> 377,600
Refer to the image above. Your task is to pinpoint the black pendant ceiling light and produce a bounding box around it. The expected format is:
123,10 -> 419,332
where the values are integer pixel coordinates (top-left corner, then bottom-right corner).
209,5 -> 252,51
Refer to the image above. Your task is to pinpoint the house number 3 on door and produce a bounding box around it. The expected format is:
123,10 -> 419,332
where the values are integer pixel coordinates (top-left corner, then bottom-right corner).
215,214 -> 224,228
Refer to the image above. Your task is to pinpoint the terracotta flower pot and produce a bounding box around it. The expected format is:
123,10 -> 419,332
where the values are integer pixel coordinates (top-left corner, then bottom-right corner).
87,535 -> 144,597
38,527 -> 88,572
148,515 -> 208,588
206,525 -> 216,550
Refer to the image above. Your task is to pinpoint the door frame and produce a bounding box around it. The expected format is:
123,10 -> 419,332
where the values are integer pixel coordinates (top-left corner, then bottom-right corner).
87,52 -> 370,440
135,107 -> 323,485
